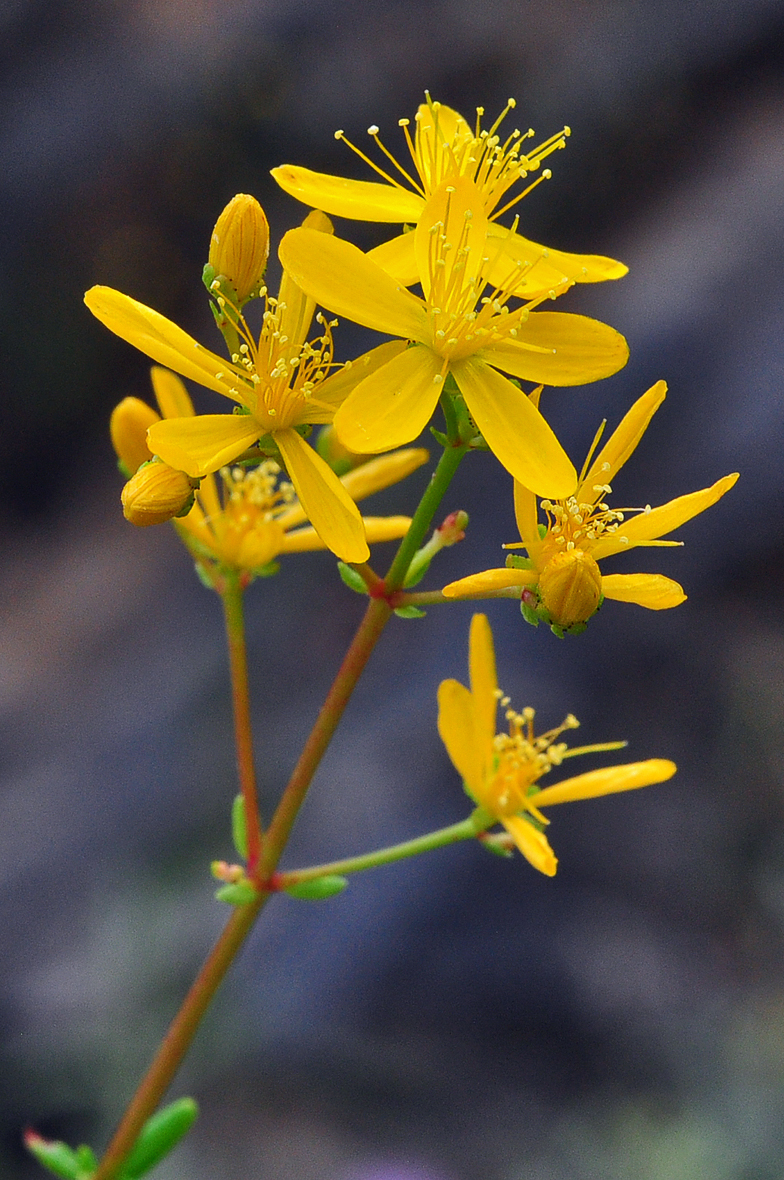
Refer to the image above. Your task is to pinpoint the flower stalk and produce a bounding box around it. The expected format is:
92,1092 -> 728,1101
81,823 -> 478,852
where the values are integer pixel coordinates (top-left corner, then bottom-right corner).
220,576 -> 264,875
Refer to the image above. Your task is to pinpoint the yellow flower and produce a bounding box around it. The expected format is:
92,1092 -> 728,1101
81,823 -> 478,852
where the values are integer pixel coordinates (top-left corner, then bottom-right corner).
279,176 -> 629,498
442,382 -> 739,632
438,613 -> 676,875
86,210 -> 403,563
272,93 -> 627,297
140,367 -> 427,578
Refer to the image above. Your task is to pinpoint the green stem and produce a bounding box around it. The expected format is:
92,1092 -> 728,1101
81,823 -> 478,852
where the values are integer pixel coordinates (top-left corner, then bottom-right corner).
384,440 -> 468,593
92,894 -> 267,1180
221,577 -> 264,875
262,596 -> 391,873
277,808 -> 493,885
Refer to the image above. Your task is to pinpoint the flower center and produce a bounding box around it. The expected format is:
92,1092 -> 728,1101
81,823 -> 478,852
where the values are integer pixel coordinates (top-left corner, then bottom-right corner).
422,187 -> 562,361
212,287 -> 338,431
205,461 -> 295,569
486,703 -> 580,818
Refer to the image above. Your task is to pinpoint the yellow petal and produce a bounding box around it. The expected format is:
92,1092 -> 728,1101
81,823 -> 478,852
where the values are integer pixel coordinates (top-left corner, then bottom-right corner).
280,516 -> 411,553
414,176 -> 488,302
600,573 -> 687,609
275,429 -> 369,563
277,210 -> 333,356
442,568 -> 536,599
582,381 -> 667,500
85,287 -> 246,402
150,366 -> 195,419
270,164 -> 425,222
367,233 -> 419,285
482,312 -> 630,386
591,473 -> 739,559
338,447 -> 429,502
485,224 -> 628,297
147,414 -> 263,477
503,816 -> 557,876
534,759 -> 676,808
452,358 -> 577,498
278,228 -> 428,341
468,613 -> 499,748
333,345 -> 443,454
513,480 -> 542,556
437,678 -> 482,793
314,340 -> 409,415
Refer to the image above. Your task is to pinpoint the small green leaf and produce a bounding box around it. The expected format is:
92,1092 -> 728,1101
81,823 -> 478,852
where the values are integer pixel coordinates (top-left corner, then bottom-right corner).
337,562 -> 368,593
24,1133 -> 81,1180
75,1145 -> 97,1175
231,794 -> 248,860
118,1097 -> 198,1180
505,554 -> 534,570
215,881 -> 259,905
284,875 -> 348,900
520,598 -> 540,628
394,605 -> 426,619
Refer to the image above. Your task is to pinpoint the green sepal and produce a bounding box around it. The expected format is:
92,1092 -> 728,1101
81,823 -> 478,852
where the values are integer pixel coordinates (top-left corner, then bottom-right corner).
232,405 -> 252,416
429,427 -> 449,447
215,881 -> 259,905
284,875 -> 348,900
174,490 -> 196,518
117,1097 -> 198,1180
24,1134 -> 81,1180
520,597 -> 540,628
505,554 -> 534,570
202,263 -> 217,292
537,523 -> 548,540
231,794 -> 248,860
479,834 -> 514,858
337,562 -> 368,594
76,1146 -> 98,1174
253,560 -> 280,579
193,561 -> 217,591
394,605 -> 426,619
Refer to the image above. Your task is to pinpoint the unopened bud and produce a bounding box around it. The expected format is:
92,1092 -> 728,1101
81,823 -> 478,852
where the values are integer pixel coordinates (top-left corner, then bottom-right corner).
121,460 -> 195,527
538,549 -> 602,628
436,510 -> 469,546
110,397 -> 160,476
208,194 -> 270,303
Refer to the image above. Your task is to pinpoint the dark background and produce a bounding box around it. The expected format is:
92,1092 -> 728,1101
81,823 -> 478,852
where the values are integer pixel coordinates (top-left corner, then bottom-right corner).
2,2 -> 784,1177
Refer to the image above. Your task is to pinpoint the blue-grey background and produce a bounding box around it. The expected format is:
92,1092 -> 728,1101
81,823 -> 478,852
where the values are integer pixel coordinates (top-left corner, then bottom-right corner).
2,2 -> 784,1177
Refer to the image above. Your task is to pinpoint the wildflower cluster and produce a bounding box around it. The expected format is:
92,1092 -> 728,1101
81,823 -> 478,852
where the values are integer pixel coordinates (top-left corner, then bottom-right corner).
29,91 -> 739,1180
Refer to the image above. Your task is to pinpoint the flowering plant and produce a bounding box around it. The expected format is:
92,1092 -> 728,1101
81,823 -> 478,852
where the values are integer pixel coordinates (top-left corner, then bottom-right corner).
25,97 -> 736,1180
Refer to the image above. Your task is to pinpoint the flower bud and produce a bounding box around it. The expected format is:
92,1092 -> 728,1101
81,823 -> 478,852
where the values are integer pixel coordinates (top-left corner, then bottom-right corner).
110,397 -> 160,476
538,549 -> 603,628
436,509 -> 469,547
121,461 -> 195,527
208,194 -> 270,303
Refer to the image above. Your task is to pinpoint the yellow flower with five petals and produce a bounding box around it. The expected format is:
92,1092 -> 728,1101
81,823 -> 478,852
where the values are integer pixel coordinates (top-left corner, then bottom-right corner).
272,93 -> 627,297
442,382 -> 739,631
127,367 -> 426,579
279,176 -> 629,499
86,210 -> 406,563
438,613 -> 677,875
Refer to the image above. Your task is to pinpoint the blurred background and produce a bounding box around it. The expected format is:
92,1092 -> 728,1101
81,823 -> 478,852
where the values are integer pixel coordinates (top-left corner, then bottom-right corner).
2,1 -> 784,1177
